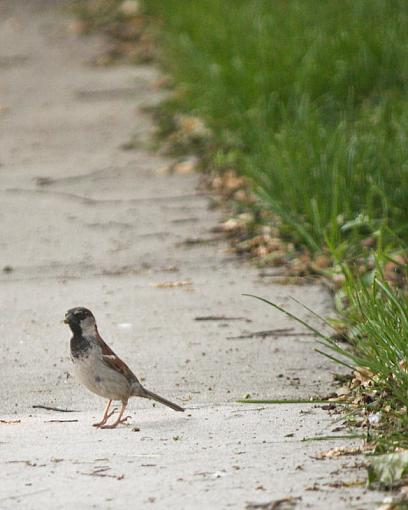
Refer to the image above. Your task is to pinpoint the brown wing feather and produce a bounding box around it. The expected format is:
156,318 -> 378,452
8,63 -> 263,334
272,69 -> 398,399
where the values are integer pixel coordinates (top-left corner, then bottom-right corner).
95,330 -> 139,384
95,329 -> 117,356
102,354 -> 139,383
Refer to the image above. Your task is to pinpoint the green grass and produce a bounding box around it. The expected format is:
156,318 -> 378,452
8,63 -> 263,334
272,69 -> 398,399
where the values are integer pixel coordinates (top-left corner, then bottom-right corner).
144,0 -> 408,251
245,274 -> 408,451
333,274 -> 408,451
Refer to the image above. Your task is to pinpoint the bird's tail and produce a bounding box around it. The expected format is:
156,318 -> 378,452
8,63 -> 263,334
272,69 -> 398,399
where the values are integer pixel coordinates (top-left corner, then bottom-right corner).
141,388 -> 184,412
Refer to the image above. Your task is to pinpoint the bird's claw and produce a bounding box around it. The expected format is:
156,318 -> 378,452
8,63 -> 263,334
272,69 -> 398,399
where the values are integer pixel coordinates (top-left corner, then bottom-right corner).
99,415 -> 131,429
92,409 -> 117,428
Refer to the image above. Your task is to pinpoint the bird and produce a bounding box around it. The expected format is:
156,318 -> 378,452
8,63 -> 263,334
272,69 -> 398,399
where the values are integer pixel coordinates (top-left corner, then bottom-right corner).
64,307 -> 184,429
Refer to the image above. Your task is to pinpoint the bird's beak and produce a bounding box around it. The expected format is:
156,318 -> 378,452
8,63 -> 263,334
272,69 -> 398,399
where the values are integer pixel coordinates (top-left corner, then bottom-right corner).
64,312 -> 72,324
63,318 -> 69,324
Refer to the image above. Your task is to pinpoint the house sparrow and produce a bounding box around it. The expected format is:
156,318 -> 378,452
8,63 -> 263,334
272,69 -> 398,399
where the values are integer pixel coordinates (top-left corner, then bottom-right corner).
64,307 -> 184,429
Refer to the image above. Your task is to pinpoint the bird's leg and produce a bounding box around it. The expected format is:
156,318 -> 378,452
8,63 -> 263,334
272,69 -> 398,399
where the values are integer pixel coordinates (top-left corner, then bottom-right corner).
93,400 -> 114,427
99,401 -> 130,429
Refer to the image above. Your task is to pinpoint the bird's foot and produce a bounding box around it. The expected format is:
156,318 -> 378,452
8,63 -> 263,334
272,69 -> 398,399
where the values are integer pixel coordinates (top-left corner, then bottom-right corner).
92,409 -> 116,428
99,415 -> 131,429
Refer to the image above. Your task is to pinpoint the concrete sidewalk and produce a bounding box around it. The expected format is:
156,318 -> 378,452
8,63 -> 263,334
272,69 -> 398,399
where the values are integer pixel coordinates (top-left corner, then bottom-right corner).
0,1 -> 381,508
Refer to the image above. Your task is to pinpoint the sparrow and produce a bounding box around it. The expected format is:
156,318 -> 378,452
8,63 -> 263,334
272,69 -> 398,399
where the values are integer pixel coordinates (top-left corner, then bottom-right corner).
64,307 -> 184,429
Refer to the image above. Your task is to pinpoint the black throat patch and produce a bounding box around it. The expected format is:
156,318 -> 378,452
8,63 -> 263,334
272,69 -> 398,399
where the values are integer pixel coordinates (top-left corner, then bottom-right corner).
70,335 -> 92,359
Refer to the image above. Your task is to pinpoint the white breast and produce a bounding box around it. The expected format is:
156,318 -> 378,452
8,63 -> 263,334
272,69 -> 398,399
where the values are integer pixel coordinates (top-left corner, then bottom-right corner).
72,342 -> 131,401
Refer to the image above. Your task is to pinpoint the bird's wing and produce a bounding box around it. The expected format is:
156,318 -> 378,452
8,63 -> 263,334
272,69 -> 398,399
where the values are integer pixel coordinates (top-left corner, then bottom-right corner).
95,330 -> 117,356
95,330 -> 140,384
101,353 -> 140,384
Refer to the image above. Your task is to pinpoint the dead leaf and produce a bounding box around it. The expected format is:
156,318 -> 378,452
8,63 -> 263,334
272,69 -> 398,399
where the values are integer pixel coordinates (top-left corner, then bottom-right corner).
305,483 -> 320,491
399,360 -> 408,371
311,254 -> 331,270
151,280 -> 192,288
313,446 -> 362,459
217,218 -> 241,233
175,114 -> 210,139
354,366 -> 374,383
67,20 -> 88,35
119,0 -> 140,16
327,479 -> 365,488
170,157 -> 198,175
384,256 -> 407,287
223,170 -> 245,191
246,496 -> 301,509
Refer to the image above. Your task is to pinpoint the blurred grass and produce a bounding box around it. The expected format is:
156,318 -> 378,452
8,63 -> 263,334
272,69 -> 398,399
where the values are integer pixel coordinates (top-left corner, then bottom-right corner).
144,0 -> 408,251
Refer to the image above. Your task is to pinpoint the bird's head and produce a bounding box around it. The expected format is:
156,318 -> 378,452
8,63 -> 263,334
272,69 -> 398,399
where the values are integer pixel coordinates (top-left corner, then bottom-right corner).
64,307 -> 97,336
